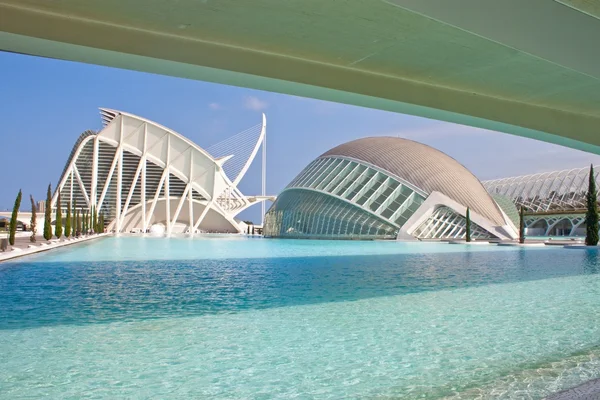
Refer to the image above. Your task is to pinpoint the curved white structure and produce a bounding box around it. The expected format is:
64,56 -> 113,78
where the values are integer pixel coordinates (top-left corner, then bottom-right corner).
265,137 -> 518,241
51,109 -> 270,234
483,166 -> 599,213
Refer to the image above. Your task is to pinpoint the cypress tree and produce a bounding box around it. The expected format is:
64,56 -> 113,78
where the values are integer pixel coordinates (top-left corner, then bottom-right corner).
519,206 -> 525,244
92,206 -> 98,234
65,201 -> 71,238
72,200 -> 77,237
55,191 -> 62,239
8,189 -> 22,246
99,213 -> 105,233
82,210 -> 87,235
465,207 -> 471,242
43,184 -> 52,241
29,195 -> 37,243
76,209 -> 81,236
586,164 -> 599,246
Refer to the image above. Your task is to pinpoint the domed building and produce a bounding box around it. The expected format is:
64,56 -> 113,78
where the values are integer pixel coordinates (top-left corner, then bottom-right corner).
264,137 -> 518,240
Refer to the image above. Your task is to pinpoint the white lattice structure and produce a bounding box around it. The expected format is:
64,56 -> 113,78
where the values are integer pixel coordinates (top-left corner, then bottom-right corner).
524,214 -> 586,237
52,108 -> 270,235
483,167 -> 599,213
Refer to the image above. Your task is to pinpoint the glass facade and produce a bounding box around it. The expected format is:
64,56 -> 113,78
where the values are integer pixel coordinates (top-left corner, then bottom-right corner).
412,207 -> 493,240
263,189 -> 398,239
264,156 -> 426,239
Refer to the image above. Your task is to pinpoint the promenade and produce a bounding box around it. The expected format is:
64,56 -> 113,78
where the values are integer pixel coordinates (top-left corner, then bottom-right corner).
0,231 -> 109,262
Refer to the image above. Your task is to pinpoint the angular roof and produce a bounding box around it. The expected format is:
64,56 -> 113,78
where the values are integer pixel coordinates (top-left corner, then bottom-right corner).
321,137 -> 505,225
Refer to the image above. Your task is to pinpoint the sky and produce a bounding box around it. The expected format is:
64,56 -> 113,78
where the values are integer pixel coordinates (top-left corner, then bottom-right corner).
2,51 -> 600,222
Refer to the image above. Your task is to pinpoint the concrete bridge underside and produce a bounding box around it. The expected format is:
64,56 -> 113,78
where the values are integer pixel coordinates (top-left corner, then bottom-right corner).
2,0 -> 600,152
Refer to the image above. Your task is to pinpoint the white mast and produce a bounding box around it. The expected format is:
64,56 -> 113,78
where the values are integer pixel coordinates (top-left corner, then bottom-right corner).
261,113 -> 267,226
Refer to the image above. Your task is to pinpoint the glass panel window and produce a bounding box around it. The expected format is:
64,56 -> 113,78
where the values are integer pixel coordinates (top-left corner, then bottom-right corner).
263,189 -> 397,240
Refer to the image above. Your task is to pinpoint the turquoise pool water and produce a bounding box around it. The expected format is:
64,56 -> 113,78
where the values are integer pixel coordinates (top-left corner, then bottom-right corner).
1,236 -> 600,399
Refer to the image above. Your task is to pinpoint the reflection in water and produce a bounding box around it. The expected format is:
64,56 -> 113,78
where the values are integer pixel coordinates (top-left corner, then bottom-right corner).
584,248 -> 600,274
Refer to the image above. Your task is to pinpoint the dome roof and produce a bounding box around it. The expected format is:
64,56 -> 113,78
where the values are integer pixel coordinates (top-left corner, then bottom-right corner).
321,137 -> 505,225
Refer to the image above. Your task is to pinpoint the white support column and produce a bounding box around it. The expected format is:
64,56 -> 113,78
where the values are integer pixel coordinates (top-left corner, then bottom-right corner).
188,187 -> 194,234
261,125 -> 266,225
116,117 -> 124,233
116,149 -> 123,232
193,199 -> 214,232
97,148 -> 119,211
171,185 -> 190,230
91,136 -> 99,208
165,134 -> 171,235
69,172 -> 74,206
120,159 -> 144,225
72,165 -> 90,207
141,123 -> 147,232
145,170 -> 168,229
188,152 -> 194,235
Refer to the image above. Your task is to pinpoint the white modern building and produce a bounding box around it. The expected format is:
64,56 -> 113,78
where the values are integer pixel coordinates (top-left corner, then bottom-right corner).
51,108 -> 271,235
264,137 -> 518,241
484,167 -> 600,237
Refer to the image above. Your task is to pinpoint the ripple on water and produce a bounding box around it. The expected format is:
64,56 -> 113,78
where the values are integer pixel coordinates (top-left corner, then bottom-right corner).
1,237 -> 600,398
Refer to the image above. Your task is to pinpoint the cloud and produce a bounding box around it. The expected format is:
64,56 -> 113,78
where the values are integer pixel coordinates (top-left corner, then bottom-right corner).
244,96 -> 268,111
208,103 -> 221,110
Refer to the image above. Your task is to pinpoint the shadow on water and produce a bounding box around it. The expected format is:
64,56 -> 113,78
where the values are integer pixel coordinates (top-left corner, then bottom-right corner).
0,248 -> 599,330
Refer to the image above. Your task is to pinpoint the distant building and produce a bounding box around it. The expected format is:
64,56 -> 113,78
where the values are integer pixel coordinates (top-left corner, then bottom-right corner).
51,109 -> 269,235
483,166 -> 598,237
37,201 -> 45,213
264,137 -> 518,241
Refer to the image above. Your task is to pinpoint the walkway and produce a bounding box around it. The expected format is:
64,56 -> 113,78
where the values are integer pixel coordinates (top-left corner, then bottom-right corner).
0,232 -> 109,262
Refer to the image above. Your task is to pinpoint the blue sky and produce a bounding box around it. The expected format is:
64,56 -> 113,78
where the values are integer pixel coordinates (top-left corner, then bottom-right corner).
2,51 -> 600,222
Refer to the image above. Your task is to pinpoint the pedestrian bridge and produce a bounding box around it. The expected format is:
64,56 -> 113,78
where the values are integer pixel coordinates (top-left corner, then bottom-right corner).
1,0 -> 600,152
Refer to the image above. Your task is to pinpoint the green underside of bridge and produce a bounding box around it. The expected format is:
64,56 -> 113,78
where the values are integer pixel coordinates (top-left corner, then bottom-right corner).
1,0 -> 600,152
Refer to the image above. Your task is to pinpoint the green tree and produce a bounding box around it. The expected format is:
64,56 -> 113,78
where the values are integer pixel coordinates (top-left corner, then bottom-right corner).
29,195 -> 37,243
72,199 -> 77,237
65,201 -> 71,238
76,209 -> 81,236
82,210 -> 87,234
8,189 -> 22,246
519,206 -> 525,244
465,207 -> 471,242
586,164 -> 599,246
55,191 -> 62,239
43,184 -> 52,241
92,206 -> 98,234
99,213 -> 105,233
